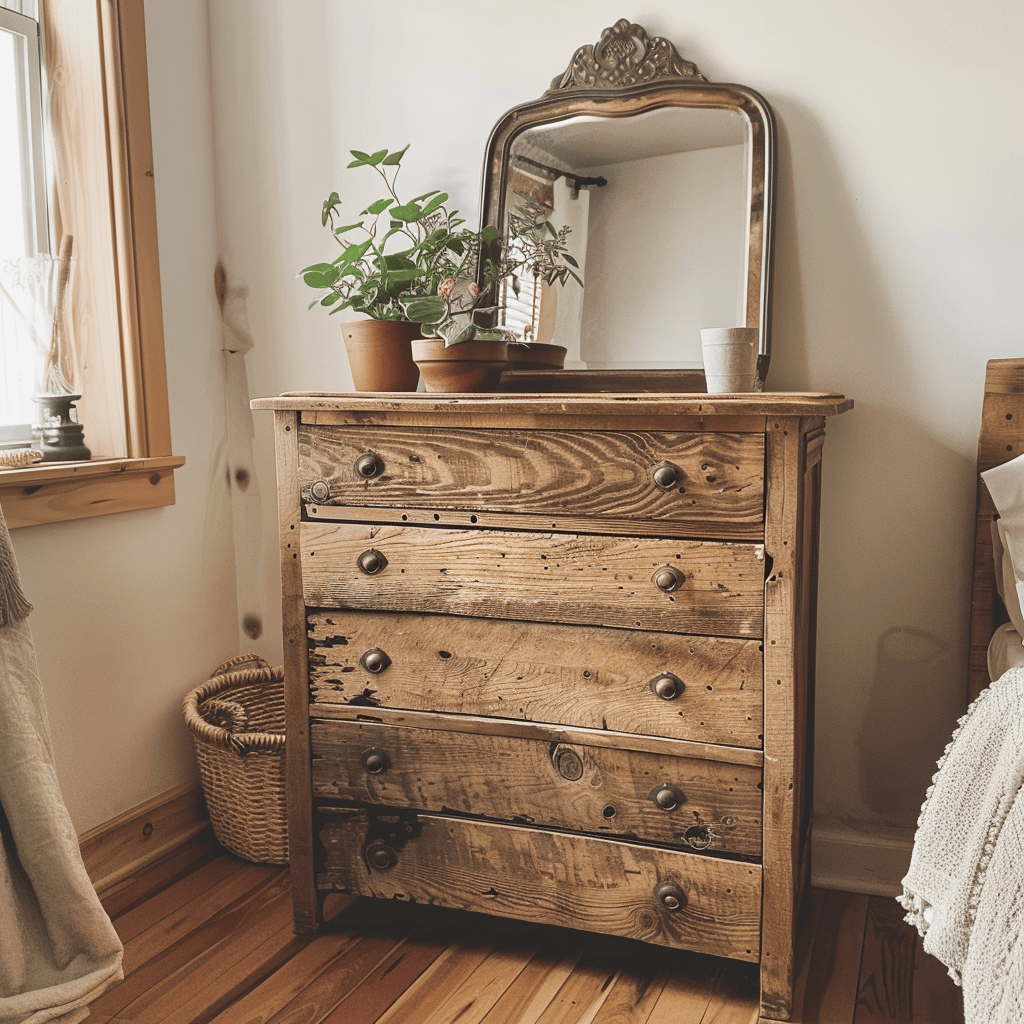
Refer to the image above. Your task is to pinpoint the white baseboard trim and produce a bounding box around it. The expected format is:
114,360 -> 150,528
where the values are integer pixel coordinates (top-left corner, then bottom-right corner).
811,816 -> 916,897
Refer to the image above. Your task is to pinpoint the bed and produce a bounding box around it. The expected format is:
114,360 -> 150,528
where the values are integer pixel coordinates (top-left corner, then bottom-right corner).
901,357 -> 1024,1024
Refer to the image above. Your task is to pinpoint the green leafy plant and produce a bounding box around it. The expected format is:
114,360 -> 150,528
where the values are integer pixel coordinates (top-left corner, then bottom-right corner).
401,200 -> 582,346
299,146 -> 469,321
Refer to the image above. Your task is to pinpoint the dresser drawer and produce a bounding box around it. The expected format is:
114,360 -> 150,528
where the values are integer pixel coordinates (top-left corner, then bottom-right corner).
300,522 -> 765,637
311,718 -> 762,856
298,425 -> 765,532
317,808 -> 761,961
307,610 -> 764,748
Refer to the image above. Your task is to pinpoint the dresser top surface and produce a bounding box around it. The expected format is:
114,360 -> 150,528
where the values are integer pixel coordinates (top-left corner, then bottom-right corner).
251,392 -> 853,419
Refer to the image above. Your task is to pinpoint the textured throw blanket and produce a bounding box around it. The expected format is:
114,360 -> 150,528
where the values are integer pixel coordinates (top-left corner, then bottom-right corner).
900,666 -> 1024,1023
0,505 -> 123,1024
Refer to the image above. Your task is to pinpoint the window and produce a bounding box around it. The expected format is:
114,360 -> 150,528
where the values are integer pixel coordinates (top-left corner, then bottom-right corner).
0,2 -> 48,446
0,0 -> 183,529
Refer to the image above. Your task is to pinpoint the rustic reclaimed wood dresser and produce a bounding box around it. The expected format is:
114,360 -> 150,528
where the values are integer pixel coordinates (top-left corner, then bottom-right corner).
252,391 -> 852,1021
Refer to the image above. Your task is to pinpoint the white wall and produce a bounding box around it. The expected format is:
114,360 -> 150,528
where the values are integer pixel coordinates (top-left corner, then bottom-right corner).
203,0 -> 1023,892
6,0 -> 243,833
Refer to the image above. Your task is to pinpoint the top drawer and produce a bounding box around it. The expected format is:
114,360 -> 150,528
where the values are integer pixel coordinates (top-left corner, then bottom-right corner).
298,425 -> 764,533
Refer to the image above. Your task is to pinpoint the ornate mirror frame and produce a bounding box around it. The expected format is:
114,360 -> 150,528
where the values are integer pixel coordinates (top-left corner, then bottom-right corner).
479,19 -> 777,389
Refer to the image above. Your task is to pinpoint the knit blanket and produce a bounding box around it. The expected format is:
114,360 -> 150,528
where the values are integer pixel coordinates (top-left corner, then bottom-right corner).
0,504 -> 123,1024
900,666 -> 1024,1023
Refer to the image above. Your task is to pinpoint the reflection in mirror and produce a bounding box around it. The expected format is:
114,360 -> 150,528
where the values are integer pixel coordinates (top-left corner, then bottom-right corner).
505,107 -> 750,370
480,20 -> 776,390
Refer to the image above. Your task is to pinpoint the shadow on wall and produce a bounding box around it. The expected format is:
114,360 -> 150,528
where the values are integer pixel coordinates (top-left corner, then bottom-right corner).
857,625 -> 961,825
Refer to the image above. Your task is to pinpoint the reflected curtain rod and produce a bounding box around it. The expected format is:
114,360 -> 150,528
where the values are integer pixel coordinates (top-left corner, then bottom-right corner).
511,155 -> 607,191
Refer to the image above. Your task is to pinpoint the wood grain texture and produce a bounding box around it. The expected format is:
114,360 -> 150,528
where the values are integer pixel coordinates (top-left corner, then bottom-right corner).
79,781 -> 208,897
969,357 -> 1024,702
317,810 -> 762,961
853,897 -> 915,1021
759,417 -> 812,1021
307,610 -> 764,748
797,889 -> 868,1024
301,522 -> 766,638
274,411 -> 318,934
311,718 -> 763,855
298,425 -> 765,527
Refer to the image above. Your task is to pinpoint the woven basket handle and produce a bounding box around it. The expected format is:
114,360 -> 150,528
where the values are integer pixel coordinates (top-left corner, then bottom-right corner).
212,653 -> 269,677
203,698 -> 248,734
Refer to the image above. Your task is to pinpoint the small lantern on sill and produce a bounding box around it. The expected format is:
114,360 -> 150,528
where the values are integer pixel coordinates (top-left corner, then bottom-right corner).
32,392 -> 91,462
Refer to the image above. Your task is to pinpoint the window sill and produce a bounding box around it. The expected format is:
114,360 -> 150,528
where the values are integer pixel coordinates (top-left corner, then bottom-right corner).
0,454 -> 185,529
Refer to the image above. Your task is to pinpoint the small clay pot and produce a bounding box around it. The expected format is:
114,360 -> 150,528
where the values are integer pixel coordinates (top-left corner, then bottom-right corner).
341,320 -> 421,392
504,342 -> 567,372
411,338 -> 508,393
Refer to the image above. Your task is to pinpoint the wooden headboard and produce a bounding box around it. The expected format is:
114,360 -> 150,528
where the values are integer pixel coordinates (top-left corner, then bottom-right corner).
969,358 -> 1024,702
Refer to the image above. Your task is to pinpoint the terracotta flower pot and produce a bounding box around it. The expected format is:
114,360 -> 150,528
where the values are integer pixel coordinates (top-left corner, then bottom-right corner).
411,338 -> 508,393
504,342 -> 567,372
340,320 -> 421,392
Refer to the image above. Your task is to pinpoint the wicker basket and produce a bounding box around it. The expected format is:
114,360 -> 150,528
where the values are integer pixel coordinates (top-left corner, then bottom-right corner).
183,654 -> 288,864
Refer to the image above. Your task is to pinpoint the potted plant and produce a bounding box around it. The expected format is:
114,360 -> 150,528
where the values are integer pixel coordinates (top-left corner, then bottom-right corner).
400,200 -> 582,392
300,146 -> 470,391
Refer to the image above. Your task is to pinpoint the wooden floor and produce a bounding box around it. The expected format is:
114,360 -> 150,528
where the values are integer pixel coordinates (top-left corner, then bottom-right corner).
89,836 -> 964,1024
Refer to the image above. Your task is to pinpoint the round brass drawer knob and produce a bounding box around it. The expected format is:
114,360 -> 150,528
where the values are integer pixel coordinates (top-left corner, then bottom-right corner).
310,480 -> 330,503
357,548 -> 388,575
360,648 -> 391,674
652,461 -> 681,489
652,566 -> 685,592
361,748 -> 389,774
366,841 -> 397,871
649,673 -> 685,700
354,453 -> 384,479
650,783 -> 683,812
654,881 -> 687,912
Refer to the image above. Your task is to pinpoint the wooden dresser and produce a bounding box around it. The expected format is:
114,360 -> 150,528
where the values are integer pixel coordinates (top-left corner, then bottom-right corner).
253,391 -> 852,1021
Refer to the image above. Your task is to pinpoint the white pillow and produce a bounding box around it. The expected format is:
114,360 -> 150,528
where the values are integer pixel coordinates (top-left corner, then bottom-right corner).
991,518 -> 1024,640
982,452 -> 1024,646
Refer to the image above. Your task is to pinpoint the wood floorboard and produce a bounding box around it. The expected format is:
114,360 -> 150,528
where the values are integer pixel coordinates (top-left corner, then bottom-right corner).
90,852 -> 965,1024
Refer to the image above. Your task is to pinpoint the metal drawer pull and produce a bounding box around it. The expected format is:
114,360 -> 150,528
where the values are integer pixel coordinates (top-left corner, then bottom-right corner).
361,748 -> 389,774
649,783 -> 685,812
552,745 -> 584,781
652,461 -> 681,489
354,453 -> 384,479
654,881 -> 687,912
366,841 -> 397,871
649,672 -> 684,700
357,548 -> 388,575
309,480 -> 330,503
652,565 -> 685,592
360,648 -> 391,674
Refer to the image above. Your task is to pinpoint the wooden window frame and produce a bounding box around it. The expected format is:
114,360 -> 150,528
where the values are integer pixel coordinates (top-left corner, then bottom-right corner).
1,0 -> 183,529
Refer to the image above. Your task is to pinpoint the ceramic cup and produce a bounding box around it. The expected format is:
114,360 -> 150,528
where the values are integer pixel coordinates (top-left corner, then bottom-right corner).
700,327 -> 759,393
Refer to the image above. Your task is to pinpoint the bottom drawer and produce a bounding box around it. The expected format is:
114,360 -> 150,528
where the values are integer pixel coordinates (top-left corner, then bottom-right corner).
317,808 -> 761,962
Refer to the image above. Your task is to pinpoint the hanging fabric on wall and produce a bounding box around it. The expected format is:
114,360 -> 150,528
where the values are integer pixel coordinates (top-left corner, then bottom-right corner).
0,503 -> 123,1024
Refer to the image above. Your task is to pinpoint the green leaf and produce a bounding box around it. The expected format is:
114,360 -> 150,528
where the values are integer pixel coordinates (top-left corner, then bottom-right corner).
401,295 -> 446,323
390,202 -> 424,222
338,239 -> 372,264
382,253 -> 419,271
299,262 -> 336,275
321,191 -> 341,226
367,148 -> 388,166
347,151 -> 371,167
420,192 -> 449,216
563,253 -> 579,268
411,190 -> 441,203
381,144 -> 409,166
545,221 -> 558,238
446,238 -> 465,256
302,267 -> 340,288
320,292 -> 342,306
440,319 -> 477,345
333,221 -> 364,235
362,198 -> 394,216
480,225 -> 502,244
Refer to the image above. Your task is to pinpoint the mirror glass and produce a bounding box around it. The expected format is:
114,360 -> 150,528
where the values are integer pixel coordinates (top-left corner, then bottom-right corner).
506,107 -> 749,370
479,20 -> 775,389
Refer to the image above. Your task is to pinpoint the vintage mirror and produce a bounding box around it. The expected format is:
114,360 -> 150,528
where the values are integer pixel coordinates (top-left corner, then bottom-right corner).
480,19 -> 776,390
